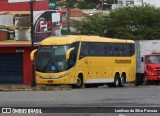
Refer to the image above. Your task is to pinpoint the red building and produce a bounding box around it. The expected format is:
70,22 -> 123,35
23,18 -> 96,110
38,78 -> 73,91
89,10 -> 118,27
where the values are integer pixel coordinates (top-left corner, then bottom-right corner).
0,0 -> 49,11
0,0 -> 49,84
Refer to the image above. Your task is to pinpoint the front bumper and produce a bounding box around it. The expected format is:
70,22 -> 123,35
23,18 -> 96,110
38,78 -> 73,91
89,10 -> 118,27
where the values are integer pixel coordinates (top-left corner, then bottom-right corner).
146,75 -> 160,81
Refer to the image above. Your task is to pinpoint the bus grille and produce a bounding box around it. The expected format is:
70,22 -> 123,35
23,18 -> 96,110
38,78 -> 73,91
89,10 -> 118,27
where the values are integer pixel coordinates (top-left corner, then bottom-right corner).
156,68 -> 160,75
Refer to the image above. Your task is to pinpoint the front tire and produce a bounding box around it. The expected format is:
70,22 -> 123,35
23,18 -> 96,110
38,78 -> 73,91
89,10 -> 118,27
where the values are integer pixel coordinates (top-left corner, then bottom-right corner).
72,75 -> 83,88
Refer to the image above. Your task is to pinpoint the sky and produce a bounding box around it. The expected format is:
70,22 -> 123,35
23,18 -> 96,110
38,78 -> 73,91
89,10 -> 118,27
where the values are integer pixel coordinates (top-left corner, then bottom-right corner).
134,0 -> 160,7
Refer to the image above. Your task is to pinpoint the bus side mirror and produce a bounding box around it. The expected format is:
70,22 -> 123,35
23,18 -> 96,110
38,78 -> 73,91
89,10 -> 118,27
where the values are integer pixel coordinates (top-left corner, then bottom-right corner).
141,57 -> 144,62
66,47 -> 75,60
30,49 -> 38,61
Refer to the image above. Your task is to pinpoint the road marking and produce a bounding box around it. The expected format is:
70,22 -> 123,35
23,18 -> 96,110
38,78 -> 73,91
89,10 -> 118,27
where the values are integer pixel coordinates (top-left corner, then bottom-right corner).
119,114 -> 126,116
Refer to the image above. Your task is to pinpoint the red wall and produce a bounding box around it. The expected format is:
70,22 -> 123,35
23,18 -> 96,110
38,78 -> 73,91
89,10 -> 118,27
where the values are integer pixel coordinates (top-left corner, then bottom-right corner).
23,47 -> 33,85
0,0 -> 49,11
0,0 -> 49,84
0,46 -> 34,85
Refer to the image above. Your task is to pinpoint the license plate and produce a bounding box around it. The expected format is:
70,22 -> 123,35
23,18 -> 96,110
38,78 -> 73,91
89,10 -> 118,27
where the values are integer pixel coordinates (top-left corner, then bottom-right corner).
48,80 -> 53,83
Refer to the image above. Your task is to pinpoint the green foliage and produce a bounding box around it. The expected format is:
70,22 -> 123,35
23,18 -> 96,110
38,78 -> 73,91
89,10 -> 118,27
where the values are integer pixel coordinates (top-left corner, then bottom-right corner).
57,0 -> 99,9
76,1 -> 97,9
107,5 -> 160,40
72,15 -> 107,36
84,0 -> 99,3
66,0 -> 79,8
72,5 -> 160,40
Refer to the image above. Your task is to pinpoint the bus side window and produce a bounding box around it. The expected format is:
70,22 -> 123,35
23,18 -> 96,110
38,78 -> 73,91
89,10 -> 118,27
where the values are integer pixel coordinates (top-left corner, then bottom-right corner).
108,47 -> 113,56
121,44 -> 126,56
105,43 -> 113,56
98,43 -> 105,56
68,42 -> 79,67
129,43 -> 135,56
88,42 -> 97,56
80,42 -> 88,58
71,42 -> 79,55
68,50 -> 76,68
124,44 -> 129,56
114,44 -> 123,56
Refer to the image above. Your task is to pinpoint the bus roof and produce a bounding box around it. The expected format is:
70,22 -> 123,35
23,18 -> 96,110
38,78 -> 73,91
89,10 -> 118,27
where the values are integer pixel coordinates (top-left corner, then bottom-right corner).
40,35 -> 134,45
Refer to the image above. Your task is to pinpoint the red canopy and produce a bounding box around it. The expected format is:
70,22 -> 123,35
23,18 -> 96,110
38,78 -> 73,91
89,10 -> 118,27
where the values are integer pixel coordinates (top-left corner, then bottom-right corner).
0,0 -> 49,11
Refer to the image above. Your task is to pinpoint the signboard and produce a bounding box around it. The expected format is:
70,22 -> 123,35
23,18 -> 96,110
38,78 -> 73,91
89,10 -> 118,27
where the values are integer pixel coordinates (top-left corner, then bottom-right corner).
49,0 -> 56,9
0,10 -> 61,42
34,11 -> 61,42
8,0 -> 45,3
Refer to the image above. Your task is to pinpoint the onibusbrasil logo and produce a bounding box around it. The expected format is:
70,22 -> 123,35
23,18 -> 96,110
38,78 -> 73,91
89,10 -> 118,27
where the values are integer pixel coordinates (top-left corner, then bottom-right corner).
1,108 -> 42,114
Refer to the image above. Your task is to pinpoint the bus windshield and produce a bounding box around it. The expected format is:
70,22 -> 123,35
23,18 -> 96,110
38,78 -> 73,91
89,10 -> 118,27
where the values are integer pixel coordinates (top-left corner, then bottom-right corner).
36,45 -> 69,72
147,55 -> 160,64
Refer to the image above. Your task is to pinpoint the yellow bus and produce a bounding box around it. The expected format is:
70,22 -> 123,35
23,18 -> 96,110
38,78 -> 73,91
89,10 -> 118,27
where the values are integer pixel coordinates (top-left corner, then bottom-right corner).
30,35 -> 136,88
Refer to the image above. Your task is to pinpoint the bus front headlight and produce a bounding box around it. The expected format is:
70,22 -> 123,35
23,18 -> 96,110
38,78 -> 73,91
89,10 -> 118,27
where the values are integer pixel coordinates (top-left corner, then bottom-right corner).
51,72 -> 70,79
36,72 -> 70,79
36,74 -> 50,79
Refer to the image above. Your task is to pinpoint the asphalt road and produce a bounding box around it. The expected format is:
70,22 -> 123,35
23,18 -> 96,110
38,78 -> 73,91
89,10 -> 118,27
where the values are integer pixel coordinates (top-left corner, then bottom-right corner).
0,84 -> 160,116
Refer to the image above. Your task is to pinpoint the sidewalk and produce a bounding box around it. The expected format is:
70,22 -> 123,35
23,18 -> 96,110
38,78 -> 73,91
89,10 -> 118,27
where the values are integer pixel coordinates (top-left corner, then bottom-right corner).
0,84 -> 71,91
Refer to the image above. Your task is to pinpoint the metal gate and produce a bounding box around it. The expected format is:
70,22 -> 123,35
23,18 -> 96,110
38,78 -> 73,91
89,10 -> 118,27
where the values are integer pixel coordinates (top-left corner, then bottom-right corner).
0,53 -> 23,84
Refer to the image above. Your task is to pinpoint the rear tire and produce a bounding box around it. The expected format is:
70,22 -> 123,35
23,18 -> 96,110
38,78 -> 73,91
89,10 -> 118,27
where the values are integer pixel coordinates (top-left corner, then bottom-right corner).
108,74 -> 120,87
119,74 -> 125,87
114,74 -> 120,87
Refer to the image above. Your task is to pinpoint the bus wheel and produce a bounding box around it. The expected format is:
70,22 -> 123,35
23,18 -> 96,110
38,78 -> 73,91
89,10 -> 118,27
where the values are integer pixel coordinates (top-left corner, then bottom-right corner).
72,75 -> 83,88
119,74 -> 125,87
119,77 -> 125,87
114,74 -> 120,87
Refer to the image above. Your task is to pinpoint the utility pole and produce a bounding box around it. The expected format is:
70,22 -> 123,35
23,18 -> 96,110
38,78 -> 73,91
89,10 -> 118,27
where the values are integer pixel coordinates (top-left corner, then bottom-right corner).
102,0 -> 104,14
30,0 -> 36,87
67,0 -> 71,34
141,0 -> 144,6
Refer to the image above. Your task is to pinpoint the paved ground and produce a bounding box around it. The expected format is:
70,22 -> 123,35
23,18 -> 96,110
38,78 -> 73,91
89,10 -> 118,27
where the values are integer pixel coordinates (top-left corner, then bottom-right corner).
0,84 -> 160,116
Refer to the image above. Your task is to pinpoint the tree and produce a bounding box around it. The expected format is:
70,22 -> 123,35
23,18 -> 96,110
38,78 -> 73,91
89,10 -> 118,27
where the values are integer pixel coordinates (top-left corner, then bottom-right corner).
106,5 -> 160,40
72,15 -> 107,36
57,0 -> 99,9
77,0 -> 98,9
72,5 -> 160,40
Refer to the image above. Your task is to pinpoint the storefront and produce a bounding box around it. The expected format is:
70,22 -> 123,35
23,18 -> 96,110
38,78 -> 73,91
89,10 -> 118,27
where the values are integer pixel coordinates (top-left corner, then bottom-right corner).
0,0 -> 61,85
0,42 -> 37,84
